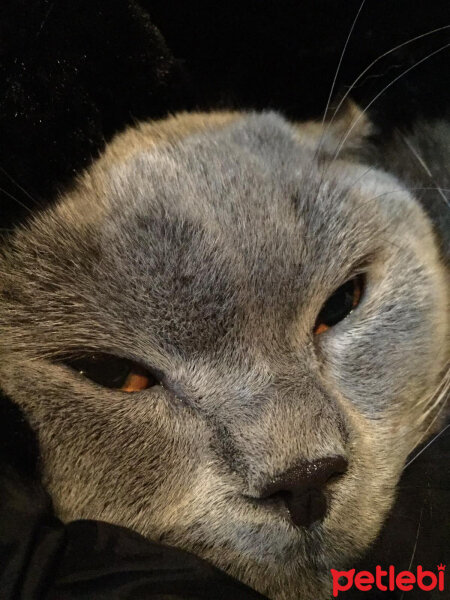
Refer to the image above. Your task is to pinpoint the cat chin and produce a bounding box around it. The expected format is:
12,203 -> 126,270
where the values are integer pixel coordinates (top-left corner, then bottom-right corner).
127,504 -> 379,600
193,539 -> 340,600
196,520 -> 375,600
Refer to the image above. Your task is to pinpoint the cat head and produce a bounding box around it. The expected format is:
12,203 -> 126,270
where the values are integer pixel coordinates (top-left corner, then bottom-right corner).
0,109 -> 447,600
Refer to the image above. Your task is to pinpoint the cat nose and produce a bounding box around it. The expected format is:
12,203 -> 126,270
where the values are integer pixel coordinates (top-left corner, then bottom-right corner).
258,456 -> 348,529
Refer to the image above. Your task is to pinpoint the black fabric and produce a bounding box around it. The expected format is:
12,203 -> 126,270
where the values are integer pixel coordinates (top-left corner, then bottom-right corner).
0,422 -> 266,600
0,0 -> 191,230
1,2 -> 449,599
1,1 -> 449,230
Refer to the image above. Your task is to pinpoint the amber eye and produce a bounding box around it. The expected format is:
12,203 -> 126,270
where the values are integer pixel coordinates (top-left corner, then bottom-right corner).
61,353 -> 160,392
314,274 -> 364,335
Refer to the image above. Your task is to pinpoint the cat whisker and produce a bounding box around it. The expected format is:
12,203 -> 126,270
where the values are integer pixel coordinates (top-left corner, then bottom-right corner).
0,186 -> 35,216
419,374 -> 449,422
402,366 -> 450,470
319,0 -> 367,134
399,505 -> 424,600
324,141 -> 450,211
399,134 -> 450,209
313,0 -> 366,194
315,24 -> 450,197
0,166 -> 43,209
419,361 -> 450,408
404,422 -> 450,471
415,365 -> 449,424
324,25 -> 450,146
331,41 -> 450,165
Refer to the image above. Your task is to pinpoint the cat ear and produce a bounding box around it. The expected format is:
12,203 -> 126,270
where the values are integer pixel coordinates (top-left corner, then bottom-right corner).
294,99 -> 373,156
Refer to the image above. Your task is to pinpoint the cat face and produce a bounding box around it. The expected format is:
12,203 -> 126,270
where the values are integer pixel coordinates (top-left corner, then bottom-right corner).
0,111 -> 447,600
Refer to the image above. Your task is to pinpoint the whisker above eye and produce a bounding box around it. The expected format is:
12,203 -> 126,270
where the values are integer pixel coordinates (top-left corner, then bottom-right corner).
318,0 -> 367,138
313,24 -> 450,199
331,41 -> 450,165
321,24 -> 450,153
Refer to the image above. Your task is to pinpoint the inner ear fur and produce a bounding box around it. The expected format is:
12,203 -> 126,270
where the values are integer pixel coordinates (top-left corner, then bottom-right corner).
294,99 -> 373,157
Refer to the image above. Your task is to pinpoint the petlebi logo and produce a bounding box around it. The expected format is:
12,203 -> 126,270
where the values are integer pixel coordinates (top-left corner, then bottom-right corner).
330,564 -> 446,596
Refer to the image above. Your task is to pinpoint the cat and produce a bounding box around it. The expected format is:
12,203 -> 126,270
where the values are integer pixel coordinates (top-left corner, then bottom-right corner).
0,103 -> 448,600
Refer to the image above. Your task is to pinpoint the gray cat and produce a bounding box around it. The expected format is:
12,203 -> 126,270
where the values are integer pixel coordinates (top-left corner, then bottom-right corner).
0,104 -> 448,600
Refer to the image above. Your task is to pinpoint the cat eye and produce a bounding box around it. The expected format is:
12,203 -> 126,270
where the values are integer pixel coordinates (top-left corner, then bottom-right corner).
61,353 -> 159,392
313,274 -> 364,335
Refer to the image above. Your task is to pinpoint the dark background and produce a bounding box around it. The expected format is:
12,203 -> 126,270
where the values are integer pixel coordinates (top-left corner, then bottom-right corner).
0,1 -> 449,598
1,0 -> 449,229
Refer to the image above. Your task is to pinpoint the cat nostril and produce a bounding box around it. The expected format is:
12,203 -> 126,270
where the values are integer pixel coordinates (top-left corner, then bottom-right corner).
258,456 -> 348,529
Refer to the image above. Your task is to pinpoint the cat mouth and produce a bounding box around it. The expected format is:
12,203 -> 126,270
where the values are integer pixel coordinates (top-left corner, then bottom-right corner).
244,492 -> 291,518
242,492 -> 327,532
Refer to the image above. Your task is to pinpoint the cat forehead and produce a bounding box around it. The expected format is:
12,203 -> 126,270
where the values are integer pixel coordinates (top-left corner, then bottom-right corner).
10,112 -> 388,305
98,113 -> 388,271
96,112 -> 375,245
107,112 -> 316,215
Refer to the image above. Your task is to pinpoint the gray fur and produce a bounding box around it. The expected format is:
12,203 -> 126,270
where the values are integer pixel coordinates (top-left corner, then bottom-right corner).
0,109 -> 448,600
